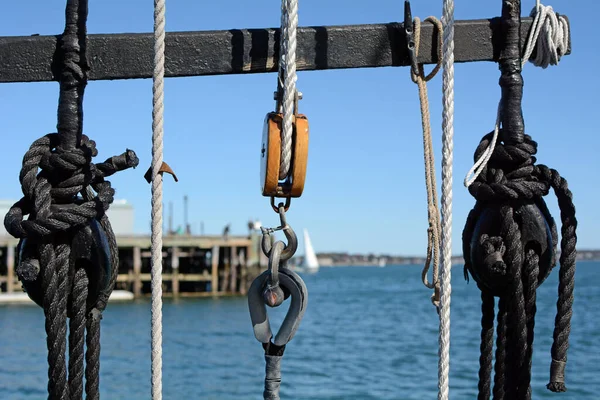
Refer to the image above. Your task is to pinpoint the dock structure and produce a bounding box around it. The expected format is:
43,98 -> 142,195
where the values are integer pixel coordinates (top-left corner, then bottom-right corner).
0,233 -> 266,298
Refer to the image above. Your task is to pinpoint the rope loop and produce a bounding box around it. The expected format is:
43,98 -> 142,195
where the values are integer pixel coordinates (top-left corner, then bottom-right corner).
409,16 -> 443,83
404,3 -> 444,312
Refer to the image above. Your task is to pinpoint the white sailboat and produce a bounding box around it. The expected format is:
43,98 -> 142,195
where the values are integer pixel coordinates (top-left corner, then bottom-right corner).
297,228 -> 319,274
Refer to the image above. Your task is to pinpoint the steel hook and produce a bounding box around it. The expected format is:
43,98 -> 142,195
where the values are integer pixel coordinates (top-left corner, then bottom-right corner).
260,205 -> 298,261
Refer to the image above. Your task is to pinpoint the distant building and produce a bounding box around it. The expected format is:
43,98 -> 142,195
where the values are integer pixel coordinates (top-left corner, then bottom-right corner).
105,200 -> 135,235
0,200 -> 12,236
0,199 -> 134,237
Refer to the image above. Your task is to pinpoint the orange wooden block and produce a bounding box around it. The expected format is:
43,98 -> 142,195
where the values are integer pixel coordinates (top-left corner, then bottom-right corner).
260,112 -> 309,198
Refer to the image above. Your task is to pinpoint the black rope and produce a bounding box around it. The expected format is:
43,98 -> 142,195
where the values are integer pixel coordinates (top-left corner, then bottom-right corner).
504,206 -> 527,400
4,1 -> 138,399
521,248 -> 539,400
85,310 -> 103,400
477,287 -> 494,400
544,166 -> 577,392
493,297 -> 508,400
41,242 -> 70,400
69,268 -> 88,400
462,1 -> 577,397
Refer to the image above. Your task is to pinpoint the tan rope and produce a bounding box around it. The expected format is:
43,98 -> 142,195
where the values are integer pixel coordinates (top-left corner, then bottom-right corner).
411,16 -> 443,310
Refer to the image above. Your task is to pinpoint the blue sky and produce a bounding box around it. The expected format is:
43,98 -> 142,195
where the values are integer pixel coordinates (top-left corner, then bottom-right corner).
0,0 -> 598,256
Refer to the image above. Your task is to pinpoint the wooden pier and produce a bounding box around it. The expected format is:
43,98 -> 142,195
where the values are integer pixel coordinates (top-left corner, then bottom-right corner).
0,233 -> 266,298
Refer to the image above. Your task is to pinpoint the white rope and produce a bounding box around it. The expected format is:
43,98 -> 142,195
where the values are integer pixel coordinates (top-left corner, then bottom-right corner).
151,0 -> 165,398
522,0 -> 569,69
276,0 -> 288,112
439,0 -> 454,398
464,1 -> 569,188
279,0 -> 298,180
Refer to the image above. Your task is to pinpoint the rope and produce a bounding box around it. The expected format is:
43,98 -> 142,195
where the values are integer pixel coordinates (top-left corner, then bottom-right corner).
462,134 -> 577,399
464,1 -> 570,188
42,242 -> 70,400
279,0 -> 298,179
151,0 -> 166,398
493,297 -> 508,399
68,268 -> 88,399
410,16 -> 443,309
477,287 -> 494,400
522,0 -> 569,69
439,0 -> 455,398
276,0 -> 288,114
4,1 -> 138,398
460,5 -> 576,394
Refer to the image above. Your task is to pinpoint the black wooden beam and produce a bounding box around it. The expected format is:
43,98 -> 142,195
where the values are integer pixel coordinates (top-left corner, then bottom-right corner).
0,17 -> 570,83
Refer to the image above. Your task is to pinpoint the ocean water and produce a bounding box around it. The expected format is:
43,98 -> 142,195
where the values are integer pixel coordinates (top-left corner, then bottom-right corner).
0,262 -> 598,399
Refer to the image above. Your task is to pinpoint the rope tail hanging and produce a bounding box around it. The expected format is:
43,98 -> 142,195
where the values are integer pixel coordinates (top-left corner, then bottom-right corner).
404,1 -> 444,310
4,1 -> 139,399
148,0 -> 170,398
462,1 -> 575,398
403,5 -> 454,398
405,4 -> 454,397
438,0 -> 455,398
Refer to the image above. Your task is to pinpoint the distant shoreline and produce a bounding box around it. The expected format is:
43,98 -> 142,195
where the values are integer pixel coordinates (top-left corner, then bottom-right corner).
292,250 -> 600,267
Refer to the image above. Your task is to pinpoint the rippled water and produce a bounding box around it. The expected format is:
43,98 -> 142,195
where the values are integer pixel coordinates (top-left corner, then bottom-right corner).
0,262 -> 598,399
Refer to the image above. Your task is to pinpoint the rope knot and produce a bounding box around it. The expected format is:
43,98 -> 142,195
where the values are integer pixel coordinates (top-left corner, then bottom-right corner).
5,132 -> 138,315
468,132 -> 550,203
4,134 -> 138,241
463,133 -> 576,398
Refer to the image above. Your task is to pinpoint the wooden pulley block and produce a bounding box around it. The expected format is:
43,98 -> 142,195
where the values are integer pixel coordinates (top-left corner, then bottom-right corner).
260,112 -> 309,198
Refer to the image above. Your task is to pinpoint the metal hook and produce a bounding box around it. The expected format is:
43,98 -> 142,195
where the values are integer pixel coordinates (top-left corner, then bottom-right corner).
260,203 -> 298,261
404,1 -> 419,76
248,266 -> 308,346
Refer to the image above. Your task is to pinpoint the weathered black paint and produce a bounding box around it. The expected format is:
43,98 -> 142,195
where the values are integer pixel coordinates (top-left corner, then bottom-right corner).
0,17 -> 571,83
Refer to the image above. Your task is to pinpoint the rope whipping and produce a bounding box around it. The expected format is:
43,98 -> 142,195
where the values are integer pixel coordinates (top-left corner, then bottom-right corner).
151,0 -> 166,398
408,14 -> 443,309
4,1 -> 139,399
461,1 -> 577,398
278,0 -> 298,179
439,0 -> 455,398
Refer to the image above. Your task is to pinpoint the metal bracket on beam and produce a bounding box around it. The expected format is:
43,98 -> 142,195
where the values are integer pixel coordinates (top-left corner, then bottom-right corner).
0,17 -> 570,83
